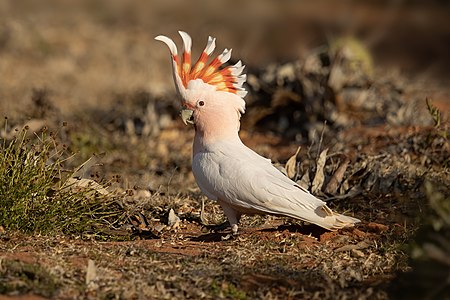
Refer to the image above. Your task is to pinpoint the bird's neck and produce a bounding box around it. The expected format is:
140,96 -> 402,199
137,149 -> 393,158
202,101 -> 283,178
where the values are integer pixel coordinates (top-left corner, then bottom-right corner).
193,124 -> 241,155
192,107 -> 243,155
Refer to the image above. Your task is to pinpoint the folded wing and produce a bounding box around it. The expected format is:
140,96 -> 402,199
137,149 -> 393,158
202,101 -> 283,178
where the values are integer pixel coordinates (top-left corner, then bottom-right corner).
193,142 -> 360,230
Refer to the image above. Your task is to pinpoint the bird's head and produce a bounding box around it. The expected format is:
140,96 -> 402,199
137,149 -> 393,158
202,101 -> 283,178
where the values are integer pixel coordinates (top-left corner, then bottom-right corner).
155,31 -> 247,131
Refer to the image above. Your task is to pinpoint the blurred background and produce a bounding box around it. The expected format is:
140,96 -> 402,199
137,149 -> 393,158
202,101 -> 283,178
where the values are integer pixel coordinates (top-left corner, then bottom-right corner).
1,0 -> 449,118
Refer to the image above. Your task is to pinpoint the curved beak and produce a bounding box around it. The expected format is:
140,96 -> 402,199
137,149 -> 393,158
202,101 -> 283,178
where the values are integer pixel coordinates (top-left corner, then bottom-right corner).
180,109 -> 194,125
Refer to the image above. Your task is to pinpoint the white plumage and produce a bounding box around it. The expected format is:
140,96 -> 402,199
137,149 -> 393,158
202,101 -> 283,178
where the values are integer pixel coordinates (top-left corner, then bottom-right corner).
193,139 -> 360,233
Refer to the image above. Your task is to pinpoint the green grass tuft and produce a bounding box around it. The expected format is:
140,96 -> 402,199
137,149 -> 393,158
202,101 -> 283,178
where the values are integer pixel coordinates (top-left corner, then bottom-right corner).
0,123 -> 125,238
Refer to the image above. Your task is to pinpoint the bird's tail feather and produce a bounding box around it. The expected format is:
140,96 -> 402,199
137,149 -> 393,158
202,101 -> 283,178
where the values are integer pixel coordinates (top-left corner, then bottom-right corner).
315,205 -> 360,231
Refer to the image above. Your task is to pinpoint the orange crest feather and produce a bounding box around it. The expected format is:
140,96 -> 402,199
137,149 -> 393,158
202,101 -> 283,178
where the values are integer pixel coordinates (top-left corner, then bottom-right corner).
155,31 -> 247,98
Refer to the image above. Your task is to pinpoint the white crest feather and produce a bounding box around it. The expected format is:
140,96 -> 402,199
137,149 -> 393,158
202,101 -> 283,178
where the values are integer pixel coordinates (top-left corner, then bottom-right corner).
178,31 -> 192,54
218,49 -> 232,64
154,35 -> 178,56
204,36 -> 216,55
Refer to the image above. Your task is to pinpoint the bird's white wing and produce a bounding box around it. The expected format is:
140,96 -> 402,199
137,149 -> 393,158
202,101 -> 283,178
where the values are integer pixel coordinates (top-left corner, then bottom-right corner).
193,140 -> 359,229
194,142 -> 322,215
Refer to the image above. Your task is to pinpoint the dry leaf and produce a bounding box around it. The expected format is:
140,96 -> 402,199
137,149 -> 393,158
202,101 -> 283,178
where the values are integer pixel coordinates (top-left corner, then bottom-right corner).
285,146 -> 301,179
311,148 -> 328,194
324,158 -> 350,194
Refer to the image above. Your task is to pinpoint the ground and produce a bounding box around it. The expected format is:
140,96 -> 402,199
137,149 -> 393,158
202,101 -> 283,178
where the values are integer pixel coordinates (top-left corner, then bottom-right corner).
0,1 -> 449,299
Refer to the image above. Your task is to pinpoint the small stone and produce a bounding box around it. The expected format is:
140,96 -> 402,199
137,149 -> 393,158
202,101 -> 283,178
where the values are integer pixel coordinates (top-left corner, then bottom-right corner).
168,208 -> 181,227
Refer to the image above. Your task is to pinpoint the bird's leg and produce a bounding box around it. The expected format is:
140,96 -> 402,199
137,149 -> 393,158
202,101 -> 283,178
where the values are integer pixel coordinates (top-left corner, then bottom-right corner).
200,198 -> 229,231
199,197 -> 208,225
219,201 -> 241,235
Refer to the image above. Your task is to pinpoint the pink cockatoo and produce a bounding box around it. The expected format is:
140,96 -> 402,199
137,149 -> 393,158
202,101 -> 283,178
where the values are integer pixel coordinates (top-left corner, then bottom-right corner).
155,31 -> 360,234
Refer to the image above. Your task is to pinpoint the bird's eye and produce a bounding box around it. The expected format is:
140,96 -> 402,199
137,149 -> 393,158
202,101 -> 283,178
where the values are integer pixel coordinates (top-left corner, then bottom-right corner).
198,100 -> 205,107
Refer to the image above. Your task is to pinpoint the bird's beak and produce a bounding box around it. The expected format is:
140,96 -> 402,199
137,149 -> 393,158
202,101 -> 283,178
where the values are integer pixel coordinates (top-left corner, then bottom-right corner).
180,109 -> 194,125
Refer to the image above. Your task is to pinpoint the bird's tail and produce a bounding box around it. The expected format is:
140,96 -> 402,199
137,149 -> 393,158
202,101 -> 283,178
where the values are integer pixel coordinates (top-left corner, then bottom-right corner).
315,204 -> 360,231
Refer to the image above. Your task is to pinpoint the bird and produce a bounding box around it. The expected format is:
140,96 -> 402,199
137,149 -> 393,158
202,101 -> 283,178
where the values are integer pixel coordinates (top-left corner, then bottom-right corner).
155,31 -> 360,234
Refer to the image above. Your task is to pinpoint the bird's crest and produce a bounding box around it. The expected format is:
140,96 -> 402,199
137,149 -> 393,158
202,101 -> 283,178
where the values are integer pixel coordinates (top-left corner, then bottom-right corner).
155,31 -> 247,98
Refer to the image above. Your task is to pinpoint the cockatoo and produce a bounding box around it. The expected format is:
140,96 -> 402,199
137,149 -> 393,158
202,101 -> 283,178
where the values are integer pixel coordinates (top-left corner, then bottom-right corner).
155,31 -> 360,234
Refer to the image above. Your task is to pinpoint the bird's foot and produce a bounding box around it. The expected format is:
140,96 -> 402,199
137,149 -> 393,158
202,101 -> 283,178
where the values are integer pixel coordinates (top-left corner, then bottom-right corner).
221,233 -> 233,241
231,224 -> 239,235
220,224 -> 239,240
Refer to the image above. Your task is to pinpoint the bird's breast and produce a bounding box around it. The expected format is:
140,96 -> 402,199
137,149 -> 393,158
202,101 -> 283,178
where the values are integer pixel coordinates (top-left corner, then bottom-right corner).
192,151 -> 222,201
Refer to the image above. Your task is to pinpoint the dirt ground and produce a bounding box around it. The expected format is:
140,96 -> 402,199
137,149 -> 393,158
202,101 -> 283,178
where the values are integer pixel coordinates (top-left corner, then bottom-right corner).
1,0 -> 449,299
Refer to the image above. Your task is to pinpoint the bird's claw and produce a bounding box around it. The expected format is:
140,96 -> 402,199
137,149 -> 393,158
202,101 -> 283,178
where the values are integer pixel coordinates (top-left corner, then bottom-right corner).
231,224 -> 239,235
